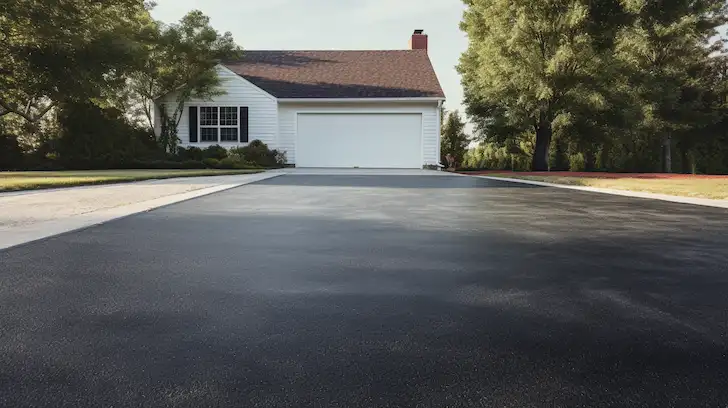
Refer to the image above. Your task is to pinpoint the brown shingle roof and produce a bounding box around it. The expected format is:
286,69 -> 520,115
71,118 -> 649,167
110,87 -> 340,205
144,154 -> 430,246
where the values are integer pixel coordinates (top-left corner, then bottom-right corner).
222,50 -> 445,99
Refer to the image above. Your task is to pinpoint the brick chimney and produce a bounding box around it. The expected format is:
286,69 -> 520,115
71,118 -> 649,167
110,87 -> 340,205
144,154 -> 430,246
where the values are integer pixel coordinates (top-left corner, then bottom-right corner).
410,29 -> 428,52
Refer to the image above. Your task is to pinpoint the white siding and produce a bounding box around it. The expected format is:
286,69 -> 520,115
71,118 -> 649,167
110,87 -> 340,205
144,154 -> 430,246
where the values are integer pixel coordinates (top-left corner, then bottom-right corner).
278,102 -> 440,166
158,66 -> 278,148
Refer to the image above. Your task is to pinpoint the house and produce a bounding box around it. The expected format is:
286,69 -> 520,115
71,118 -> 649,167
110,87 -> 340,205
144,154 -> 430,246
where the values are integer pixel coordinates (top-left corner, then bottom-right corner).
155,30 -> 445,169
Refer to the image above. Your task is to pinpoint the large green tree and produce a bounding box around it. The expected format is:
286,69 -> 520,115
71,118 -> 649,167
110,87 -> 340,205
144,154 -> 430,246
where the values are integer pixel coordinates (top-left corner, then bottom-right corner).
614,0 -> 727,172
0,0 -> 154,126
129,10 -> 242,152
459,0 -> 607,170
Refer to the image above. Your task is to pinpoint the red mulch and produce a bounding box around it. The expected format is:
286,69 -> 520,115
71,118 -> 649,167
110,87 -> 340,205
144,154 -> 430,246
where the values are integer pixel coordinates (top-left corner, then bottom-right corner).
458,171 -> 728,179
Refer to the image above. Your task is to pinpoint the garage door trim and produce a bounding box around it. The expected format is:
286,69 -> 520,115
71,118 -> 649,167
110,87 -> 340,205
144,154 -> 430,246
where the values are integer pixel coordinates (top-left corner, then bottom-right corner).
294,111 -> 424,168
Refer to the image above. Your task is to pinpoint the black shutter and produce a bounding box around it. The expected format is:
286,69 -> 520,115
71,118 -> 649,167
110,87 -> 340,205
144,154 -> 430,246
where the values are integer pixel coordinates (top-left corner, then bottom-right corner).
189,106 -> 198,143
239,107 -> 249,143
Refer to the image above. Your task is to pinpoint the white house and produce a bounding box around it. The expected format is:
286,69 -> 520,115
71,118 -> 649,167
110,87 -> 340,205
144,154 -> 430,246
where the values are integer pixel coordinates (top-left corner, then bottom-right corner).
155,30 -> 445,169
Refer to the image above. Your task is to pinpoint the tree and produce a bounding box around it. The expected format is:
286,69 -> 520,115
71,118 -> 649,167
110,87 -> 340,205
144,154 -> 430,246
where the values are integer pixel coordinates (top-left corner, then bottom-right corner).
0,0 -> 154,128
614,0 -> 727,172
129,10 -> 242,152
440,110 -> 469,167
459,0 -> 607,170
55,101 -> 160,167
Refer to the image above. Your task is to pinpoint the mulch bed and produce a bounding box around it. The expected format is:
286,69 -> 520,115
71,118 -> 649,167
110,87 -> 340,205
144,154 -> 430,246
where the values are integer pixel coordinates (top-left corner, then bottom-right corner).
458,171 -> 728,179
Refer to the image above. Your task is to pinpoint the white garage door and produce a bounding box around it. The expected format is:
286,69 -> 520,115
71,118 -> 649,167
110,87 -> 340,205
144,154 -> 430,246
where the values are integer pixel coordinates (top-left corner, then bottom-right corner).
296,113 -> 422,168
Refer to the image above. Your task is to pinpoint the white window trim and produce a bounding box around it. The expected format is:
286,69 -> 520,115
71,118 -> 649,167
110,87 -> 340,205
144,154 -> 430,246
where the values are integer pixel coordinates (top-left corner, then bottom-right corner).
198,106 -> 241,143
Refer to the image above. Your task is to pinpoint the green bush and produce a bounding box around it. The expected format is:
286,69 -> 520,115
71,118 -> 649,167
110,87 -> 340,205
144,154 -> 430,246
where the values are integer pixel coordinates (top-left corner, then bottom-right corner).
464,143 -> 531,171
56,102 -> 163,165
569,153 -> 586,172
202,145 -> 228,160
228,146 -> 246,158
202,158 -> 220,168
549,137 -> 570,171
0,134 -> 25,170
215,157 -> 244,169
177,146 -> 204,161
226,152 -> 244,162
217,155 -> 262,169
230,140 -> 286,167
179,160 -> 206,169
124,160 -> 200,169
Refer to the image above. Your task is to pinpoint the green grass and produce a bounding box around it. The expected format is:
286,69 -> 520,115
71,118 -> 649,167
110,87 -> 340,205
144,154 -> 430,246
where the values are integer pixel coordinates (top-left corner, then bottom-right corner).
490,174 -> 728,200
0,169 -> 264,192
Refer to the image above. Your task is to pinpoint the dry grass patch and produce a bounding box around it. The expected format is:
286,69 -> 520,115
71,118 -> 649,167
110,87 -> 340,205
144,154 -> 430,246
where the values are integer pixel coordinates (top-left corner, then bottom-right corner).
0,169 -> 263,192
491,175 -> 728,200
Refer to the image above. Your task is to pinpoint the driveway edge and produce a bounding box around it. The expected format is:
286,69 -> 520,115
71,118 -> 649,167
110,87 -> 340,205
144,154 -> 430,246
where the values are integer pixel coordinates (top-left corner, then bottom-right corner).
0,171 -> 283,251
471,175 -> 728,210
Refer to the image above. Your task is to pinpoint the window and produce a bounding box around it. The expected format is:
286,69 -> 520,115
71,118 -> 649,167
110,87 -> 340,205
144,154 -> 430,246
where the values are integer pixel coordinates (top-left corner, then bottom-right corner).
197,107 -> 240,143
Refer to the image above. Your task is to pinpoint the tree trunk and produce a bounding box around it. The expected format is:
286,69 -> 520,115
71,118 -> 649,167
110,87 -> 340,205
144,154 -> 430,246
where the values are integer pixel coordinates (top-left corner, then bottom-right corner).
600,143 -> 610,171
679,148 -> 691,174
532,118 -> 552,171
584,149 -> 596,171
662,133 -> 672,173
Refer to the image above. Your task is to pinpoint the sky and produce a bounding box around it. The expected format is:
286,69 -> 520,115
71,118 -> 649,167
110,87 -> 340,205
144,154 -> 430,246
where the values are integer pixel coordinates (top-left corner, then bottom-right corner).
150,0 -> 469,113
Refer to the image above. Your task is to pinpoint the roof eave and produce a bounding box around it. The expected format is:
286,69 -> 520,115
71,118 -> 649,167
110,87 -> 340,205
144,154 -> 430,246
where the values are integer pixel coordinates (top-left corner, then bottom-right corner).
277,97 -> 446,103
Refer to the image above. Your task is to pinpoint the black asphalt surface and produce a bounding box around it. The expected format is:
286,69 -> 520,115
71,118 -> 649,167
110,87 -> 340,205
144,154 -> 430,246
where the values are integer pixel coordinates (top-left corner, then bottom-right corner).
2,174 -> 728,407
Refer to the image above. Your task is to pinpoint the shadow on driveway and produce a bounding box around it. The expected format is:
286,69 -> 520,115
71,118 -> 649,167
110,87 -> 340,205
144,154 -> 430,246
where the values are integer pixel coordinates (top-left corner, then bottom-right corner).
259,174 -> 543,189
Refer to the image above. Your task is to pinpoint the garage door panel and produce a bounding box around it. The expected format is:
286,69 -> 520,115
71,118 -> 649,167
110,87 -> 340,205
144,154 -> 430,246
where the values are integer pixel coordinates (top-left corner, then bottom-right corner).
296,113 -> 422,168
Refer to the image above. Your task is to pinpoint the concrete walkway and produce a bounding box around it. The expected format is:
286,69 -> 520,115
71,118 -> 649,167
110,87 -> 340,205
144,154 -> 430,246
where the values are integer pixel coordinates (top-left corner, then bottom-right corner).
0,172 -> 281,250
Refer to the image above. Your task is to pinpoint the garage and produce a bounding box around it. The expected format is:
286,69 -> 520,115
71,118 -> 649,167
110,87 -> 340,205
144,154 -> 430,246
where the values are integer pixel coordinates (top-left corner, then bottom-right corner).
295,113 -> 423,168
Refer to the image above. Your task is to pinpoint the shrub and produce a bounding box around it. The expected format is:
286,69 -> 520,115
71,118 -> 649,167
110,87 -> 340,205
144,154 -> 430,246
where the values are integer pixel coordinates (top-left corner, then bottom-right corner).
179,160 -> 206,169
0,134 -> 25,170
231,140 -> 286,167
226,152 -> 244,162
202,158 -> 220,168
132,160 -> 193,169
216,157 -> 240,169
202,145 -> 228,160
177,146 -> 204,161
569,153 -> 586,172
228,147 -> 246,159
549,137 -> 570,171
216,156 -> 260,169
55,102 -> 164,165
274,150 -> 287,166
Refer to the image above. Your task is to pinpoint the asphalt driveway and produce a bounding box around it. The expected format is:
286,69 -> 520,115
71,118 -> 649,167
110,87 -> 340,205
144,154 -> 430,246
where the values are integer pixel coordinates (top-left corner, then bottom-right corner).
1,174 -> 727,407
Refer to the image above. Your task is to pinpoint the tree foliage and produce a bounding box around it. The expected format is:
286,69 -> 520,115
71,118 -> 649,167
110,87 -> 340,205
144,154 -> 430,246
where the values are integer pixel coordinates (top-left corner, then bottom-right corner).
0,1 -> 243,168
0,0 -> 154,125
441,110 -> 469,166
460,0 -> 728,173
129,10 -> 242,152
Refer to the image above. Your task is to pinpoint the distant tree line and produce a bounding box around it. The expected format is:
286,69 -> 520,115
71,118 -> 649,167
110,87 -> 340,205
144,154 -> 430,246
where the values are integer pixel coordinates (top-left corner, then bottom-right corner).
459,0 -> 728,173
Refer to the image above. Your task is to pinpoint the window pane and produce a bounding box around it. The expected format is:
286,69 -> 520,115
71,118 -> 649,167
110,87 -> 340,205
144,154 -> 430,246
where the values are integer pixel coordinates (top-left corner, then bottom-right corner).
200,127 -> 218,142
200,107 -> 218,126
220,107 -> 238,126
220,128 -> 238,142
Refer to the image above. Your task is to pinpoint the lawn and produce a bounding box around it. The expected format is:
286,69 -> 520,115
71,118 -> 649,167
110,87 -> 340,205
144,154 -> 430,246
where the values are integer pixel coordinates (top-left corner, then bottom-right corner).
485,172 -> 728,200
0,169 -> 263,192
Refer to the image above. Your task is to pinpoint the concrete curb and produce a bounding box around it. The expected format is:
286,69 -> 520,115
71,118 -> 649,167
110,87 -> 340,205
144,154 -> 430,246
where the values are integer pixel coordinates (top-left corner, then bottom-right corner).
0,172 -> 283,251
474,175 -> 728,210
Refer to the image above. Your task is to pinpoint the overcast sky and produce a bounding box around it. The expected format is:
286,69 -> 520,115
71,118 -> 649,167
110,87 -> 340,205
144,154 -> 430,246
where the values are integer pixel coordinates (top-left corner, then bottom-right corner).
150,0 -> 469,112
150,0 -> 728,123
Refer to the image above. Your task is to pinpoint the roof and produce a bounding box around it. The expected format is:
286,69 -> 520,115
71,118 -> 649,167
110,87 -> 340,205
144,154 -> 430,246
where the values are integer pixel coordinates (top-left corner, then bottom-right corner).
222,50 -> 445,99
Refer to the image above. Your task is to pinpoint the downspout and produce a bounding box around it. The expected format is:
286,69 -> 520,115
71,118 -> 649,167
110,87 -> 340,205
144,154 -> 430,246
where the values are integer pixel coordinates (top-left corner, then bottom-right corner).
436,100 -> 444,169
